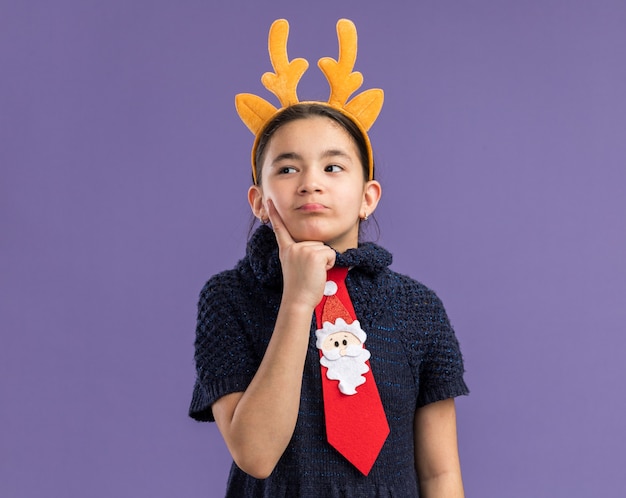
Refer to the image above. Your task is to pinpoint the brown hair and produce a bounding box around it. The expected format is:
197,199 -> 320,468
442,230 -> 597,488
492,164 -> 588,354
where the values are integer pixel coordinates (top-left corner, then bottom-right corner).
253,103 -> 373,185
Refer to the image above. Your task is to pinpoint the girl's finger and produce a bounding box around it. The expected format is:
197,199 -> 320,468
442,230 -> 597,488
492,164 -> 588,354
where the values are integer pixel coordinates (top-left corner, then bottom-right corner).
266,199 -> 295,250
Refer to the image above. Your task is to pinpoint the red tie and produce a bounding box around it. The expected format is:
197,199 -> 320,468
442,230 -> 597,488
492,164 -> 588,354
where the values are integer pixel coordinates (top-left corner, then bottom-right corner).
314,266 -> 390,476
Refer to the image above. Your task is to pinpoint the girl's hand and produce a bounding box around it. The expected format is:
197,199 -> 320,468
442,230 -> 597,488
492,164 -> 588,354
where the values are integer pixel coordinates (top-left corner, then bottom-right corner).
267,199 -> 336,310
213,200 -> 335,479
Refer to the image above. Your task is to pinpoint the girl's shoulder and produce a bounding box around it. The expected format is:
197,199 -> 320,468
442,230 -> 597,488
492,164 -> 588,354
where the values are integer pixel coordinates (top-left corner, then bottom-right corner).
371,267 -> 451,317
197,251 -> 281,308
199,266 -> 243,296
197,255 -> 255,305
377,266 -> 442,297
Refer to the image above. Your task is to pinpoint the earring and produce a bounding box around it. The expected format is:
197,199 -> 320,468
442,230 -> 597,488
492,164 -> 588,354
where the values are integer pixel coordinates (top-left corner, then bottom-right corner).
259,217 -> 269,225
361,212 -> 369,221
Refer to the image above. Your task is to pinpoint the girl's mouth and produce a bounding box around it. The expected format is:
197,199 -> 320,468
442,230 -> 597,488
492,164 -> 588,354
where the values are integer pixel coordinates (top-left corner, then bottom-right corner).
298,203 -> 327,212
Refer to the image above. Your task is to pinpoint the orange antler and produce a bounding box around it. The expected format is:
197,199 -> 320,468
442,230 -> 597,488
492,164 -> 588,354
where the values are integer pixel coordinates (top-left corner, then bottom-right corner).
235,19 -> 383,184
318,19 -> 363,107
262,19 -> 309,107
319,19 -> 383,131
235,20 -> 309,137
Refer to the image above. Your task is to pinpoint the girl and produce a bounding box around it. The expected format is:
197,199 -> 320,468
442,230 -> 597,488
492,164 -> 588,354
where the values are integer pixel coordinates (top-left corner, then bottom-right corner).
190,19 -> 468,497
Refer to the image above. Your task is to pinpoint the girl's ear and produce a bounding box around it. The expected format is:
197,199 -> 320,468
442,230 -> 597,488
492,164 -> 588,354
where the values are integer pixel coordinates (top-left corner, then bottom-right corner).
361,180 -> 382,217
248,185 -> 267,220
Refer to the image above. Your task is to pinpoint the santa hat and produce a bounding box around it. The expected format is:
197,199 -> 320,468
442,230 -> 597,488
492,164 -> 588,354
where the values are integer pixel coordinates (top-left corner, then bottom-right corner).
315,279 -> 367,348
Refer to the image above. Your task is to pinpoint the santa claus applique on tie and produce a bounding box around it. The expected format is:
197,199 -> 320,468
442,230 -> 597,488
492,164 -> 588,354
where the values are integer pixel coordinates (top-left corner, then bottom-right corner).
314,266 -> 390,476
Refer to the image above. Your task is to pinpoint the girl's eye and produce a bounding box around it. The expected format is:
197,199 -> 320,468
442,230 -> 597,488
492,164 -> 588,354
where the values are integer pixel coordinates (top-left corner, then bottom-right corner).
278,166 -> 297,174
325,164 -> 342,173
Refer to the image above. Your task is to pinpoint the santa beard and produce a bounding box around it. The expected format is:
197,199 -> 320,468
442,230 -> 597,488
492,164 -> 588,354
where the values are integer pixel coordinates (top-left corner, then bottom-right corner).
320,346 -> 372,395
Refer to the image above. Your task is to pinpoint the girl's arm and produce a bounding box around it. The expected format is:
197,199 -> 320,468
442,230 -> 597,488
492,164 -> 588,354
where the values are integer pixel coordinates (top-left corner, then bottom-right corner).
212,200 -> 335,479
414,398 -> 465,497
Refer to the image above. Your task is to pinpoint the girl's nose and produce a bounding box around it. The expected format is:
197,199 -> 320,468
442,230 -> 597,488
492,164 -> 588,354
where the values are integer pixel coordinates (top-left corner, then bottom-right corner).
298,169 -> 323,194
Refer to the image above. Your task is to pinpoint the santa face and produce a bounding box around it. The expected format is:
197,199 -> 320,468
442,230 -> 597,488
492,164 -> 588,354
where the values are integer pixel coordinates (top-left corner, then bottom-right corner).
316,318 -> 371,395
320,344 -> 371,395
321,331 -> 362,357
318,329 -> 371,395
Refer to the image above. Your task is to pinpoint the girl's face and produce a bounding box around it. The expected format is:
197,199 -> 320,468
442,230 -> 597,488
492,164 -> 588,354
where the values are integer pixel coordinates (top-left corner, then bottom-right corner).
249,116 -> 381,252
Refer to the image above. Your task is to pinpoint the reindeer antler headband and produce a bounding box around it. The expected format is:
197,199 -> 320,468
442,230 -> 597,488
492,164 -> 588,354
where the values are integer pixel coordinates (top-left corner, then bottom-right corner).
235,19 -> 384,185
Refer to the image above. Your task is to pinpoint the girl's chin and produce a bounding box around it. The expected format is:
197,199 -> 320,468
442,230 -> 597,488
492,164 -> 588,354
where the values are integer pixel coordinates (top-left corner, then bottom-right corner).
290,229 -> 358,251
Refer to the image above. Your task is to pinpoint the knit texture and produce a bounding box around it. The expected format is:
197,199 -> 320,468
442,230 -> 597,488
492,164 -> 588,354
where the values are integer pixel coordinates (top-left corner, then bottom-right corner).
189,225 -> 469,497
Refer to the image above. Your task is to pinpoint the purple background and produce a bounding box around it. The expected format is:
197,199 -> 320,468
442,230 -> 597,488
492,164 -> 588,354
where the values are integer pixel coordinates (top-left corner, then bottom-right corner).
2,1 -> 625,497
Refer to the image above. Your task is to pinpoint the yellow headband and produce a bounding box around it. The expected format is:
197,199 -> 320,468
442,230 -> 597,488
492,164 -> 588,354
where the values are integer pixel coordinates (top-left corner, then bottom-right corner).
235,19 -> 384,185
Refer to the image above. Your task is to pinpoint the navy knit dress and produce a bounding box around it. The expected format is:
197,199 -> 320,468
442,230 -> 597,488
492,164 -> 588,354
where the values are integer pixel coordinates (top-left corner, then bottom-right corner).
189,225 -> 469,497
